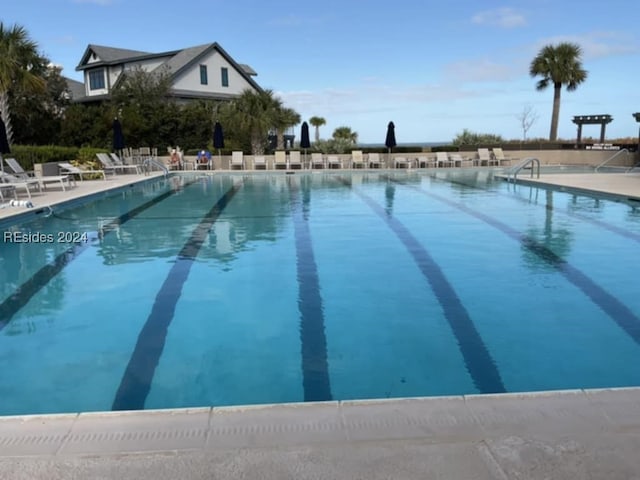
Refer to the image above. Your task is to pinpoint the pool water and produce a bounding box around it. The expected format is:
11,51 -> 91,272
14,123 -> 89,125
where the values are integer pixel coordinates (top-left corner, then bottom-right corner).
1,171 -> 640,416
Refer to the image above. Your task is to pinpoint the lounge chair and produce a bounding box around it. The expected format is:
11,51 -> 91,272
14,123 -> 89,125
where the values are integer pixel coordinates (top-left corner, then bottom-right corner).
393,157 -> 410,168
368,152 -> 384,168
0,172 -> 42,199
253,155 -> 267,170
274,151 -> 287,169
59,162 -> 107,181
109,153 -> 143,174
4,157 -> 34,178
351,150 -> 365,168
327,155 -> 342,169
4,157 -> 75,190
288,151 -> 302,169
492,148 -> 517,166
475,148 -> 498,167
97,153 -> 140,174
449,153 -> 473,167
416,156 -> 436,168
436,152 -> 453,168
231,151 -> 244,170
311,153 -> 325,169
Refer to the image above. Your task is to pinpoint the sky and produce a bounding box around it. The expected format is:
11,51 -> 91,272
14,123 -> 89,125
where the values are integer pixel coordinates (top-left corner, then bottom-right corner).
4,0 -> 640,144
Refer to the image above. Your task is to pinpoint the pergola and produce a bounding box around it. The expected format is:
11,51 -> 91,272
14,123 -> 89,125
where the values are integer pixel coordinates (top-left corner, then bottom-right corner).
572,114 -> 613,145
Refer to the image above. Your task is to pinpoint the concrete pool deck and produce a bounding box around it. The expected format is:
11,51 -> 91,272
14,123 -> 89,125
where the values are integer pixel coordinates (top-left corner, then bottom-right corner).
1,389 -> 640,479
2,169 -> 640,478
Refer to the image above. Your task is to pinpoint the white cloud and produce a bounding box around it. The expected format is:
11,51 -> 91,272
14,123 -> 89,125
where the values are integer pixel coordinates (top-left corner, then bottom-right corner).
534,31 -> 640,60
471,8 -> 527,28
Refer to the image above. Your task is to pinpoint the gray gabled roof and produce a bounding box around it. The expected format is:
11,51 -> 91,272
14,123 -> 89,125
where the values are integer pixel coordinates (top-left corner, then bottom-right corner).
76,45 -> 156,69
238,63 -> 257,76
64,76 -> 85,96
76,42 -> 262,93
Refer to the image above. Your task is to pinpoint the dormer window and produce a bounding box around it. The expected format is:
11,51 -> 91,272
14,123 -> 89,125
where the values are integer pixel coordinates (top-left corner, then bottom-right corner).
88,68 -> 105,90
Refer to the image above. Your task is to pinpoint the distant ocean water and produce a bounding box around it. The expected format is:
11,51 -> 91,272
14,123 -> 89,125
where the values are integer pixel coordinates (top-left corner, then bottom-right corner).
359,142 -> 448,148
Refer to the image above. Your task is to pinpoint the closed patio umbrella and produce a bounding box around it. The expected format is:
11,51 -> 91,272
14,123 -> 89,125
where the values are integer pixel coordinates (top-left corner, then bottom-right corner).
300,121 -> 311,165
113,118 -> 125,153
0,117 -> 10,174
385,121 -> 397,161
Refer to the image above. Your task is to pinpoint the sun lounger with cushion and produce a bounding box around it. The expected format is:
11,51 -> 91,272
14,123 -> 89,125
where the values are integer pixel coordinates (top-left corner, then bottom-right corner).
492,148 -> 517,166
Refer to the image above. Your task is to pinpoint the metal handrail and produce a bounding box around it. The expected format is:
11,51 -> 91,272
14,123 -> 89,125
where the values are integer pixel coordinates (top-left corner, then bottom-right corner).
506,157 -> 540,182
594,148 -> 629,172
142,157 -> 169,177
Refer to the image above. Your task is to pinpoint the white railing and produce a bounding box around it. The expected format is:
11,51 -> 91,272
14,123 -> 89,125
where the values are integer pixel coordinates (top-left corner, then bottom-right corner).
506,157 -> 540,183
594,148 -> 629,172
142,157 -> 169,177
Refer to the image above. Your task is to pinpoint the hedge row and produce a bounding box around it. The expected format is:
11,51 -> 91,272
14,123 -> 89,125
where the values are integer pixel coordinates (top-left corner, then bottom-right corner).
7,146 -> 110,170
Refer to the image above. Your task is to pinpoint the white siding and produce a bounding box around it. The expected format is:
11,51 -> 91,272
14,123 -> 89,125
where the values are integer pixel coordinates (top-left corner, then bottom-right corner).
172,50 -> 255,95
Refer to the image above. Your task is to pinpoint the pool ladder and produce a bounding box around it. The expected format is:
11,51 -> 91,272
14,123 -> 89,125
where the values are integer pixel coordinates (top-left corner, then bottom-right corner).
142,157 -> 169,177
505,157 -> 540,183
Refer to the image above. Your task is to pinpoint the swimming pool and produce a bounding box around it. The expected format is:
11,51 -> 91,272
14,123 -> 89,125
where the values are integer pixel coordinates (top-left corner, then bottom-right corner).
1,171 -> 639,416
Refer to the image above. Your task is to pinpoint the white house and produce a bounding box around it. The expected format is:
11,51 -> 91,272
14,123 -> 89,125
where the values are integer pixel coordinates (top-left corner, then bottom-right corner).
72,42 -> 261,103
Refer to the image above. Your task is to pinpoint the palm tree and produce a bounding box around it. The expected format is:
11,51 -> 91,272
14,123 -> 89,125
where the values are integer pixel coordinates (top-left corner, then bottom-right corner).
228,89 -> 280,154
0,23 -> 45,144
529,42 -> 588,141
332,126 -> 358,144
274,107 -> 301,150
309,116 -> 326,142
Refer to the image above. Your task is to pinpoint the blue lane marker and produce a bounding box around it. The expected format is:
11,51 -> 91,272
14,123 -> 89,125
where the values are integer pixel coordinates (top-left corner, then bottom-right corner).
112,183 -> 241,411
393,179 -> 640,346
0,180 -> 198,331
338,178 -> 506,394
289,178 -> 332,402
438,175 -> 640,244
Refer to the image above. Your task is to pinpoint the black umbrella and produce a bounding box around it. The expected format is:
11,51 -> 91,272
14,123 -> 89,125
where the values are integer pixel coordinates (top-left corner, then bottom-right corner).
0,117 -> 10,174
300,122 -> 311,149
113,118 -> 125,153
213,122 -> 224,167
385,121 -> 397,160
300,121 -> 311,165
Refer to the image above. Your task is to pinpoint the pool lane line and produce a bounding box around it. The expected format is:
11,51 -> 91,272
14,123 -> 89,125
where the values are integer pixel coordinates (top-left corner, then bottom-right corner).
288,177 -> 333,402
429,173 -> 640,245
0,179 -> 199,331
335,177 -> 506,395
112,182 -> 242,411
389,178 -> 640,346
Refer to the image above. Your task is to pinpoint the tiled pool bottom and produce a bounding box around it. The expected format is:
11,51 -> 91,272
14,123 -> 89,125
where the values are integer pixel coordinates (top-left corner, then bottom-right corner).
1,388 -> 640,479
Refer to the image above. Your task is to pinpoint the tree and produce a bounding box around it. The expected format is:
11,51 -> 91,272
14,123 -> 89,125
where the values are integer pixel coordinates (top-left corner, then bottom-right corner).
530,42 -> 588,141
309,116 -> 326,142
222,89 -> 300,154
516,104 -> 539,141
0,22 -> 46,144
10,64 -> 70,145
274,107 -> 300,150
332,126 -> 358,144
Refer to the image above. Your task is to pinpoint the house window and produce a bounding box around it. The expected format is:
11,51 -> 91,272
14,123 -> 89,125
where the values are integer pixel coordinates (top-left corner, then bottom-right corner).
221,67 -> 229,87
200,65 -> 208,85
88,69 -> 105,90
